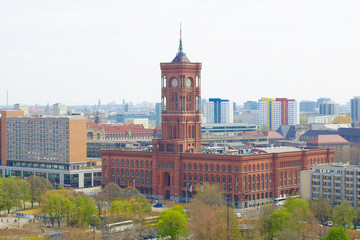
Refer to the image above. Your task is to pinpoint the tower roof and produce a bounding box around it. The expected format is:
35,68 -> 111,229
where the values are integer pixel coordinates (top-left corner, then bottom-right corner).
172,25 -> 190,63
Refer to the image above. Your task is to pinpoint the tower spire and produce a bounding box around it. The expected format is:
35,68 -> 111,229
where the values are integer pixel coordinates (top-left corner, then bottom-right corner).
172,23 -> 190,62
178,23 -> 183,53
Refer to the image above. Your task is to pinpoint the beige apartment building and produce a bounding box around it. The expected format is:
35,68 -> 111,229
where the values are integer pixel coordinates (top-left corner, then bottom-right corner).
301,163 -> 360,206
0,110 -> 101,188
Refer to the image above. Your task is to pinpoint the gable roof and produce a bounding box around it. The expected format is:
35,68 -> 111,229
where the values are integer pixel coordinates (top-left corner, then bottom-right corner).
300,130 -> 337,141
264,131 -> 286,140
307,134 -> 350,145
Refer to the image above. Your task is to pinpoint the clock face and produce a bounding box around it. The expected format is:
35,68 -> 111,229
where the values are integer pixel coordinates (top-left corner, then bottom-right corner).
186,78 -> 192,87
171,78 -> 178,87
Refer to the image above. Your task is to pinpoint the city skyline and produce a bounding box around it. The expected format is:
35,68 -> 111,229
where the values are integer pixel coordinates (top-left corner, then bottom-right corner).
1,0 -> 360,105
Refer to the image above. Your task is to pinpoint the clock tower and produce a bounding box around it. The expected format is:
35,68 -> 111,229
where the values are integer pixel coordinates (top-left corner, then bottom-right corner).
154,31 -> 202,153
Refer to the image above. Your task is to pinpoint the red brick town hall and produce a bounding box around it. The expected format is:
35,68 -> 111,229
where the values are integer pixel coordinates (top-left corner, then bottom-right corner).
102,35 -> 334,208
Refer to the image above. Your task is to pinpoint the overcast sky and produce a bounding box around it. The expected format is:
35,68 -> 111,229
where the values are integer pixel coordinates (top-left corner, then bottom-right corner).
1,0 -> 360,106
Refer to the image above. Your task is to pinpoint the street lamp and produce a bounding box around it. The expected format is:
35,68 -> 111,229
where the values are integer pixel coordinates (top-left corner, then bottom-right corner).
92,215 -> 96,240
227,195 -> 231,240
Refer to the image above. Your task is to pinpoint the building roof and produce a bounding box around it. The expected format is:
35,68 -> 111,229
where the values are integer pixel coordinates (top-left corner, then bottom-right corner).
277,125 -> 297,140
264,131 -> 286,140
87,122 -> 154,136
339,127 -> 360,137
307,134 -> 350,145
171,31 -> 191,63
254,146 -> 302,153
300,130 -> 337,141
87,122 -> 102,131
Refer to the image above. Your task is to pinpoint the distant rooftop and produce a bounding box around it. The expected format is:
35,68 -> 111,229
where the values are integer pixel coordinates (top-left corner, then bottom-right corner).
255,146 -> 302,153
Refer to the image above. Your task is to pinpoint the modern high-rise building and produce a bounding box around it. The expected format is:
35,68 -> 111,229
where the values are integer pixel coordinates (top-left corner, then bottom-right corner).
244,101 -> 258,110
0,110 -> 101,188
300,100 -> 316,113
259,98 -> 299,130
204,98 -> 233,124
351,97 -> 360,126
316,97 -> 331,108
319,102 -> 339,115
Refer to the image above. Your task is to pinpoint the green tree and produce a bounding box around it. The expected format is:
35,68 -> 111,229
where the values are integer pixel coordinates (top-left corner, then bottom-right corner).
324,227 -> 350,240
74,195 -> 98,225
26,176 -> 54,207
262,208 -> 289,240
332,201 -> 354,227
309,198 -> 331,225
102,183 -> 122,198
157,205 -> 190,240
18,179 -> 31,209
110,199 -> 133,215
42,192 -> 74,228
0,177 -> 22,213
122,186 -> 145,199
192,182 -> 224,206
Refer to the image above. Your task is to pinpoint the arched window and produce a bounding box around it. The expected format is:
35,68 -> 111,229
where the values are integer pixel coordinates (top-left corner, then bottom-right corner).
289,171 -> 292,185
257,174 -> 260,189
211,175 -> 214,184
136,160 -> 139,167
217,175 -> 220,185
205,164 -> 208,171
261,174 -> 264,189
199,174 -> 203,184
188,173 -> 192,185
284,172 -> 287,185
194,174 -> 198,184
199,164 -> 203,171
248,175 -> 251,191
194,163 -> 197,171
222,175 -> 226,190
205,174 -> 209,182
252,175 -> 256,190
183,173 -> 187,187
146,161 -> 149,167
257,164 -> 260,171
222,165 -> 226,172
235,166 -> 239,173
216,165 -> 220,172
265,163 -> 268,170
253,164 -> 255,171
228,166 -> 231,173
269,173 -> 272,187
261,164 -> 264,170
265,174 -> 268,188
188,163 -> 192,170
228,176 -> 232,191
244,165 -> 247,172
280,172 -> 283,186
211,164 -> 214,171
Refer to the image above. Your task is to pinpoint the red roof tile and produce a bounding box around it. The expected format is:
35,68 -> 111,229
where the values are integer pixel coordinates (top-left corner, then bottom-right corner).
307,134 -> 350,144
264,131 -> 286,140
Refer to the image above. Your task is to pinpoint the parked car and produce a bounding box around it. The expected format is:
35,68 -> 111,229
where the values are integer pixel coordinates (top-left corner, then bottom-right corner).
327,221 -> 333,227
